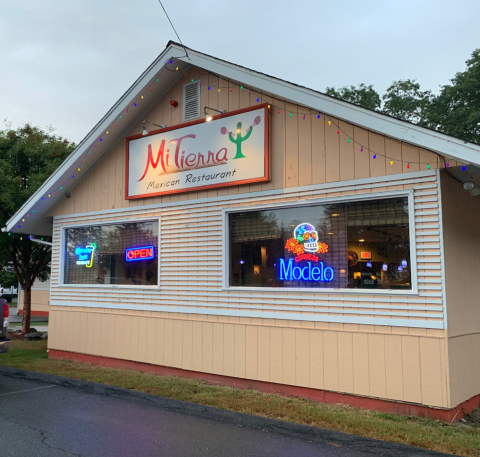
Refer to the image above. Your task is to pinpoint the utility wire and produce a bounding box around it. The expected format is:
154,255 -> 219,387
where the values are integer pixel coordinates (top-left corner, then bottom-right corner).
157,0 -> 189,59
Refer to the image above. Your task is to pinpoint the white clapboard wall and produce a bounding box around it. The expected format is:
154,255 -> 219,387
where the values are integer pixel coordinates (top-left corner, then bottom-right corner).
49,170 -> 444,330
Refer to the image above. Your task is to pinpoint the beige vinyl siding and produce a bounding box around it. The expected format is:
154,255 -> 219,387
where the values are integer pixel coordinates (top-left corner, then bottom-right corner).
440,171 -> 480,407
48,306 -> 449,408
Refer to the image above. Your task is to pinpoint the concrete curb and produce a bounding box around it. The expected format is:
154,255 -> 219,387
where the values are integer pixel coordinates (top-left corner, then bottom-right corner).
0,365 -> 451,456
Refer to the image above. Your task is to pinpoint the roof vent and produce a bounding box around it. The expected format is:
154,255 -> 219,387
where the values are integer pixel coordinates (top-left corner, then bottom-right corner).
183,80 -> 201,121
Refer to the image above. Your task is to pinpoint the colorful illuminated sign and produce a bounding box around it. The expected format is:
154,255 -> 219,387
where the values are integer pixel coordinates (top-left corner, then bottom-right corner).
280,223 -> 334,282
75,243 -> 96,268
361,252 -> 372,260
125,246 -> 155,262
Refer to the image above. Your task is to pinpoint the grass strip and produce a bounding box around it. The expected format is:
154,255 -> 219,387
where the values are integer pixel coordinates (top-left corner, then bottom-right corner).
1,339 -> 479,456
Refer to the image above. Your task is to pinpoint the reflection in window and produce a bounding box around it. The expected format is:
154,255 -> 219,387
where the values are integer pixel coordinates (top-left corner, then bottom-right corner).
229,197 -> 411,290
64,221 -> 159,286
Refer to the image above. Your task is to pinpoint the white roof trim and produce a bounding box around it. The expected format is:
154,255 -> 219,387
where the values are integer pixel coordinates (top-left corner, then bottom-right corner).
5,42 -> 480,234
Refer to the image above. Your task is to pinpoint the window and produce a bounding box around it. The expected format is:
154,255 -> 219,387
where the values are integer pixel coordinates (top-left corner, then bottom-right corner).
64,220 -> 159,286
228,196 -> 413,291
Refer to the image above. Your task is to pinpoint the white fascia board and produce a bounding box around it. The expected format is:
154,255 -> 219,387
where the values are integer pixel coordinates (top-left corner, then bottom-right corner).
175,46 -> 480,167
4,44 -> 183,234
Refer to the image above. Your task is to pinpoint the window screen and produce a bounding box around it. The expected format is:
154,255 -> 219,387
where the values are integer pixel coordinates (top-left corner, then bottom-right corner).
64,220 -> 159,286
228,197 -> 412,290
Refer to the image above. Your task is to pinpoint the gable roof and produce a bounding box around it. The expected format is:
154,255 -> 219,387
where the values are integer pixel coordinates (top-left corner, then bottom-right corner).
5,41 -> 480,236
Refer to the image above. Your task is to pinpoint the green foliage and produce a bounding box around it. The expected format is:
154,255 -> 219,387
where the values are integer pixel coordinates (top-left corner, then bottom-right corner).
324,49 -> 480,144
0,269 -> 17,288
0,123 -> 75,290
325,84 -> 381,111
382,79 -> 434,125
427,49 -> 480,144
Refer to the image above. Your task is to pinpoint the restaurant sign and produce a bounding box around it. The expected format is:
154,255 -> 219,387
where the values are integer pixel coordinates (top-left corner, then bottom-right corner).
126,105 -> 269,199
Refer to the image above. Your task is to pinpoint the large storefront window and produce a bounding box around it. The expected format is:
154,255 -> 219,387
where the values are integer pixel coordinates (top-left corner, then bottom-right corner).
228,197 -> 412,290
64,220 -> 159,286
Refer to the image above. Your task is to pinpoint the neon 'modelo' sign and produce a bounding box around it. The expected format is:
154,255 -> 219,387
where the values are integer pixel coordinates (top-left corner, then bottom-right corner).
125,246 -> 155,262
279,222 -> 334,283
279,258 -> 334,282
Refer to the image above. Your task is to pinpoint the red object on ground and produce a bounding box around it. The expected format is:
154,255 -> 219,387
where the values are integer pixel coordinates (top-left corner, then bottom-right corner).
170,100 -> 178,107
49,349 -> 479,422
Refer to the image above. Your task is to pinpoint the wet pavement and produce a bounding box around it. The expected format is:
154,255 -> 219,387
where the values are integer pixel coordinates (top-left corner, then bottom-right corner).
0,371 -> 449,457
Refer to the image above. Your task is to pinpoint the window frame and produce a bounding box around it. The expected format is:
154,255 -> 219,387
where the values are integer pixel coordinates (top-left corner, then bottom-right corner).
59,217 -> 161,289
222,190 -> 418,295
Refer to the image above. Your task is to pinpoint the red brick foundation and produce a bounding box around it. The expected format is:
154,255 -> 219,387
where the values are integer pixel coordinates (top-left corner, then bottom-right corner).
49,349 -> 479,422
18,310 -> 49,316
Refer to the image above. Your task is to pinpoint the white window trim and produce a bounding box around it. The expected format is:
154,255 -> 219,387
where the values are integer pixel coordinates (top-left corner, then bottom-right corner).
222,189 -> 418,296
59,216 -> 161,290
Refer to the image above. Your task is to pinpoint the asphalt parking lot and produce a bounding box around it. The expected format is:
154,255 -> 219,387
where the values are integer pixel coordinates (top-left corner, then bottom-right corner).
0,370 -> 449,457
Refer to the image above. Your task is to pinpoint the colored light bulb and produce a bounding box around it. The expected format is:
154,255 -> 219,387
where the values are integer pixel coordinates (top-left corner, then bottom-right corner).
337,130 -> 339,134
218,89 -> 220,92
208,86 -> 211,90
317,114 -> 320,119
60,187 -> 63,190
141,96 -> 143,99
290,113 -> 293,117
191,79 -> 193,82
278,110 -> 280,114
240,86 -> 243,89
390,160 -> 393,165
360,147 -> 363,152
462,165 -> 466,171
230,88 -> 232,92
176,67 -> 178,70
373,154 -> 376,159
257,98 -> 260,102
347,138 -> 350,143
119,116 -> 122,119
268,105 -> 270,109
303,115 -> 305,119
328,120 -> 331,125
427,164 -> 430,169
156,78 -> 159,82
407,163 -> 410,169
446,162 -> 449,167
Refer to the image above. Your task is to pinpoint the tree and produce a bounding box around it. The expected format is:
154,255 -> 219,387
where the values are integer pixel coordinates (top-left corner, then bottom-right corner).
325,84 -> 381,111
382,79 -> 434,125
427,49 -> 480,144
0,123 -> 74,334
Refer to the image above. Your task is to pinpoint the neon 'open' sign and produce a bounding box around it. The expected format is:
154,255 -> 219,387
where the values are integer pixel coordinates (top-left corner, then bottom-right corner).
125,246 -> 155,262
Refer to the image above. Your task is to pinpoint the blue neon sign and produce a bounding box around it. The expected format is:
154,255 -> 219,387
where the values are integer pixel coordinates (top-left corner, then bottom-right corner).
75,243 -> 96,268
279,258 -> 334,282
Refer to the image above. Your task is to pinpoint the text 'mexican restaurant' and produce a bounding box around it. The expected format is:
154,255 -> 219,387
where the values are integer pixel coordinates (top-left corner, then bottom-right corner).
6,42 -> 480,420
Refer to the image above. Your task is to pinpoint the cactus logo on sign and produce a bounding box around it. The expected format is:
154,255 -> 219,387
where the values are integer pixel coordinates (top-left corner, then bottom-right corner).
126,105 -> 269,199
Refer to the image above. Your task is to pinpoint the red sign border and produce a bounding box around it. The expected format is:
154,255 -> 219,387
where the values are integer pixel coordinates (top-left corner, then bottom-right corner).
125,104 -> 270,200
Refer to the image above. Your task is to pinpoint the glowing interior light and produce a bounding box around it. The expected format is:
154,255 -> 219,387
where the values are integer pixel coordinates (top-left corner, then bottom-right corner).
402,259 -> 408,268
125,246 -> 155,262
382,263 -> 388,271
366,261 -> 372,268
239,260 -> 245,264
398,266 -> 403,272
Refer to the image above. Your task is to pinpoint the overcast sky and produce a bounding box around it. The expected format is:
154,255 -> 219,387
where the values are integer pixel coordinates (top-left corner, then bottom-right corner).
1,0 -> 478,143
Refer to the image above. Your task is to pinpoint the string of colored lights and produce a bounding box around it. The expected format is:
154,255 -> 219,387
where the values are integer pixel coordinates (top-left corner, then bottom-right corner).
11,59 -> 467,235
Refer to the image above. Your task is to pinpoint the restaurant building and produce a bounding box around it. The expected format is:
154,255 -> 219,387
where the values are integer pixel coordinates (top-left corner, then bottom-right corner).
5,42 -> 480,420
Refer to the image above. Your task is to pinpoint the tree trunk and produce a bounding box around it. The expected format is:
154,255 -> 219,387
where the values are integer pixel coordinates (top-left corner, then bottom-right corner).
22,288 -> 31,335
